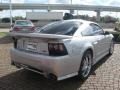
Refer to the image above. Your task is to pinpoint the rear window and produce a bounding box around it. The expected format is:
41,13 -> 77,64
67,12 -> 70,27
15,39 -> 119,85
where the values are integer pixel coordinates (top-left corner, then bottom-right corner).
39,21 -> 82,36
15,21 -> 33,26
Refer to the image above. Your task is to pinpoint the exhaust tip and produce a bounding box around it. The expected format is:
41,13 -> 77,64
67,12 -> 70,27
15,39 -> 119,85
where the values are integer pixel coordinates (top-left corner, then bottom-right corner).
11,61 -> 15,65
13,62 -> 21,68
48,73 -> 57,81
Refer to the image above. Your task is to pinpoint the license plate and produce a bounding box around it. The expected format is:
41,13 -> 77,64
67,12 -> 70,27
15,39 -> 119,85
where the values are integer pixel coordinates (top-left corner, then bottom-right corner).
22,28 -> 27,31
26,42 -> 37,51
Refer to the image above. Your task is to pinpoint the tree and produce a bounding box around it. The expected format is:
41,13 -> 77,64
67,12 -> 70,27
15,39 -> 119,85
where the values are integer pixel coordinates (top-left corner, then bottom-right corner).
1,18 -> 10,23
73,14 -> 118,23
101,16 -> 118,23
14,16 -> 24,20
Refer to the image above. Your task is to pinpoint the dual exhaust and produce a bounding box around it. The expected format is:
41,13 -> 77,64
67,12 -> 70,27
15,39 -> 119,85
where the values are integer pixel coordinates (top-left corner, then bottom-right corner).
11,61 -> 57,80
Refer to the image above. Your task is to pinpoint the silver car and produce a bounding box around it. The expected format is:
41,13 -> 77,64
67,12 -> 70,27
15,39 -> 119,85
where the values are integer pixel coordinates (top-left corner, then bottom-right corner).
10,19 -> 114,81
10,20 -> 35,33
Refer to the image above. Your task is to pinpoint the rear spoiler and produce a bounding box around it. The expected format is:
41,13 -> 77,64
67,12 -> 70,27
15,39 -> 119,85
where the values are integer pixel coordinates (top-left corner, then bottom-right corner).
8,32 -> 72,40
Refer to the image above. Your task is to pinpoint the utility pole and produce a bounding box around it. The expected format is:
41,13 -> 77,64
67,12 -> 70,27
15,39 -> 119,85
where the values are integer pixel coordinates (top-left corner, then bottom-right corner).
48,0 -> 50,12
71,0 -> 72,4
70,0 -> 74,14
9,0 -> 13,27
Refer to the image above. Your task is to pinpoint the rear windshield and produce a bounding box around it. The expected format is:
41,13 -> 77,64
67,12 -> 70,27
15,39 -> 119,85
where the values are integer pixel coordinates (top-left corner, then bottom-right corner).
15,21 -> 33,26
39,21 -> 82,36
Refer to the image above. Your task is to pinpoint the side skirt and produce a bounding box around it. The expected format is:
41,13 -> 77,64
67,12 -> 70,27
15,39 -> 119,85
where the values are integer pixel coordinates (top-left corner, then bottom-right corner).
57,72 -> 78,81
92,51 -> 109,65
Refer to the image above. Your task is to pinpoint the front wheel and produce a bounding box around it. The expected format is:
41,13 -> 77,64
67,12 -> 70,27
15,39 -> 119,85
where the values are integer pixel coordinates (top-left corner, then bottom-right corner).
109,40 -> 114,55
78,50 -> 92,80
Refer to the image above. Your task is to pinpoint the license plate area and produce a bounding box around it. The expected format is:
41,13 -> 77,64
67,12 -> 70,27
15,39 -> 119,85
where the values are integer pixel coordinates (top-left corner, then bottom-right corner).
22,29 -> 26,31
21,38 -> 49,55
26,42 -> 37,52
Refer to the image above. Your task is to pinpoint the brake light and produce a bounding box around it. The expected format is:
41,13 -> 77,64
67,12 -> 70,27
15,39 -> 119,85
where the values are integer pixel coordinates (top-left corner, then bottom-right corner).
48,43 -> 68,56
30,26 -> 35,31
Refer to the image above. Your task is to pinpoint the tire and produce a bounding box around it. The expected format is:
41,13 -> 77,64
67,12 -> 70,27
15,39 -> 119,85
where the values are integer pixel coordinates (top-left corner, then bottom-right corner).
78,50 -> 92,80
109,40 -> 114,55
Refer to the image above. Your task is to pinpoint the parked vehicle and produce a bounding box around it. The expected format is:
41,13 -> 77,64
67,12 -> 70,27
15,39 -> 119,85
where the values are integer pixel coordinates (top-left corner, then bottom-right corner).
10,19 -> 114,81
10,20 -> 35,33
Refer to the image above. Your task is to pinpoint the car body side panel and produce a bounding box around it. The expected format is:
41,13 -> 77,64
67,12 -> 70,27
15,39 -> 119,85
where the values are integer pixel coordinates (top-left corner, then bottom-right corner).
63,36 -> 95,66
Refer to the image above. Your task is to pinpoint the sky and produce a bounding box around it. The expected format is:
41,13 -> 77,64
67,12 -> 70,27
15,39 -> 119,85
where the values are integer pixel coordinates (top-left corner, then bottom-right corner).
0,0 -> 120,18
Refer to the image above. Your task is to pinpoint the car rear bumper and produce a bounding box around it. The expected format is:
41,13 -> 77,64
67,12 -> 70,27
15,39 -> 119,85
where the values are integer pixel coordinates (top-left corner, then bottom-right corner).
10,48 -> 79,80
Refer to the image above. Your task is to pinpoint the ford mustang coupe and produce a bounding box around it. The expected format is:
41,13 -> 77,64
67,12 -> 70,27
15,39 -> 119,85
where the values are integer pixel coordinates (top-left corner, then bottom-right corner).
10,19 -> 114,81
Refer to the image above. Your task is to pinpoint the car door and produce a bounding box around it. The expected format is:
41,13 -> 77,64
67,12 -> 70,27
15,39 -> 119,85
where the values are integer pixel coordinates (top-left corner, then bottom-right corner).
81,24 -> 103,61
90,23 -> 109,59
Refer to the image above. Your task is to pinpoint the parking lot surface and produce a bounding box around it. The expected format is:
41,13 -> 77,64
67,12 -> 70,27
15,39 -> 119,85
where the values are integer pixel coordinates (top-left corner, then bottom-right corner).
0,43 -> 120,90
0,28 -> 10,32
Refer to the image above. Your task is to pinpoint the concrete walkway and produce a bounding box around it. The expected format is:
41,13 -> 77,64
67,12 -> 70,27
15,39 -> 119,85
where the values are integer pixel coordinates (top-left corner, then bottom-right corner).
0,28 -> 10,32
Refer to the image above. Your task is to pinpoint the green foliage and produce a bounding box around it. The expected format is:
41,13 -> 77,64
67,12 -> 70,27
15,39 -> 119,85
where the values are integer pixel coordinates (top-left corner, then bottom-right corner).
74,15 -> 118,23
109,31 -> 120,42
1,18 -> 15,23
101,16 -> 118,23
14,16 -> 25,20
0,18 -> 1,23
0,32 -> 7,37
1,16 -> 25,23
1,18 -> 10,23
74,15 -> 91,21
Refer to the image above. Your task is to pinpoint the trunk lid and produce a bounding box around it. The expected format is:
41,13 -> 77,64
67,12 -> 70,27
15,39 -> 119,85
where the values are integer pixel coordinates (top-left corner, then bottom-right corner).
9,32 -> 72,39
13,26 -> 34,33
9,32 -> 72,55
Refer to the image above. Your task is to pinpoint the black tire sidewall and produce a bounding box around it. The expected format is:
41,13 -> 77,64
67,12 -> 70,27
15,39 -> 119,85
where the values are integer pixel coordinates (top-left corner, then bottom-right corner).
78,50 -> 92,80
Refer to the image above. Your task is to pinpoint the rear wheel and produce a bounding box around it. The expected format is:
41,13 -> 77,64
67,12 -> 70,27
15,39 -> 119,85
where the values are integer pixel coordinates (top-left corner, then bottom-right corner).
78,50 -> 92,80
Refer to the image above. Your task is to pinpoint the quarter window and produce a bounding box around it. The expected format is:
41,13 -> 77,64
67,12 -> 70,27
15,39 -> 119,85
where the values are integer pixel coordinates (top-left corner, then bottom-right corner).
82,26 -> 94,36
82,23 -> 104,36
90,24 -> 104,35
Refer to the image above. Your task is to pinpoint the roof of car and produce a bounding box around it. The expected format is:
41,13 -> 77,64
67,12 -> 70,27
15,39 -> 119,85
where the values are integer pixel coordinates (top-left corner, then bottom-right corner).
15,20 -> 31,22
61,19 -> 96,24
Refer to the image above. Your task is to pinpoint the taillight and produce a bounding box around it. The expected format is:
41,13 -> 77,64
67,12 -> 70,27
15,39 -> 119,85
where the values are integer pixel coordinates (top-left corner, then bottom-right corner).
13,27 -> 20,31
48,43 -> 68,56
30,26 -> 35,31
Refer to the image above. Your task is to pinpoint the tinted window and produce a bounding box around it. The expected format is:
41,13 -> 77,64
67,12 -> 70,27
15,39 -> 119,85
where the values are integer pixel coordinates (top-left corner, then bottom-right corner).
82,26 -> 94,36
39,21 -> 82,36
90,24 -> 104,35
15,21 -> 33,26
82,23 -> 104,36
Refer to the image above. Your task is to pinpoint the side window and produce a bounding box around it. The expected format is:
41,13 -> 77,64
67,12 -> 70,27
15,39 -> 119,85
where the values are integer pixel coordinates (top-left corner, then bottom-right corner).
90,24 -> 104,35
82,26 -> 94,36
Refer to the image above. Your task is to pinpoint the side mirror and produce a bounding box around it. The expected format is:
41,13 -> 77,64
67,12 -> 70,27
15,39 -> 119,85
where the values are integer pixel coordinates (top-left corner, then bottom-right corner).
104,31 -> 110,35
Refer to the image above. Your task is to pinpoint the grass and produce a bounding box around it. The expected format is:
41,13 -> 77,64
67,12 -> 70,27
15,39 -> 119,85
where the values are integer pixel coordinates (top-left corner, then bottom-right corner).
0,32 -> 7,37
